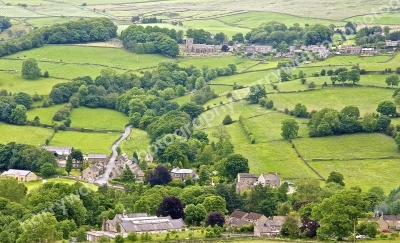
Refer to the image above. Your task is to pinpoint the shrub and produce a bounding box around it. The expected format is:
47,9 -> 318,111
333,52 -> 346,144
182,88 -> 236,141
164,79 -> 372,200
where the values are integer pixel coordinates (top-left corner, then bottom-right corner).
43,71 -> 49,78
300,78 -> 306,84
284,107 -> 289,114
266,100 -> 274,109
308,82 -> 316,89
259,98 -> 267,107
222,115 -> 233,125
238,115 -> 255,144
360,69 -> 367,74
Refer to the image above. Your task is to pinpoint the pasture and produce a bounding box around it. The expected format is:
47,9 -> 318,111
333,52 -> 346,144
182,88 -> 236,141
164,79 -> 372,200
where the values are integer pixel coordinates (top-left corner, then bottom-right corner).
0,122 -> 53,146
310,159 -> 400,192
293,133 -> 400,161
26,104 -> 65,125
0,72 -> 68,95
49,130 -> 120,154
307,55 -> 394,70
120,128 -> 152,158
217,12 -> 345,29
203,123 -> 320,179
179,56 -> 259,73
68,107 -> 128,131
6,46 -> 171,71
182,19 -> 250,37
269,87 -> 394,115
24,178 -> 98,193
26,17 -> 82,27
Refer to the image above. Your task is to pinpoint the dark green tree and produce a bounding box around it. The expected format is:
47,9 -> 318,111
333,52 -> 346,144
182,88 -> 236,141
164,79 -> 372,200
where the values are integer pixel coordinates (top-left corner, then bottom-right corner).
246,85 -> 267,104
14,92 -> 33,109
223,154 -> 249,180
385,75 -> 399,87
21,58 -> 41,79
222,115 -> 233,125
121,165 -> 135,182
281,119 -> 299,139
65,155 -> 73,175
280,215 -> 300,238
326,171 -> 345,186
376,101 -> 397,117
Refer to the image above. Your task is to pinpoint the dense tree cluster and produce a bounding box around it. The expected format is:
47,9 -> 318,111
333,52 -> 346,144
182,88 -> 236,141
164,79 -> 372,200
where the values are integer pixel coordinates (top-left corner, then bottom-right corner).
120,25 -> 181,56
186,29 -> 227,45
0,16 -> 12,31
0,18 -> 117,57
244,21 -> 333,47
0,97 -> 29,125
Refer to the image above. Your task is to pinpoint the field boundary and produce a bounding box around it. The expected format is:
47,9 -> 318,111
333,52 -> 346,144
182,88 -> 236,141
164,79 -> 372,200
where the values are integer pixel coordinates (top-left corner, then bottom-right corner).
289,140 -> 325,180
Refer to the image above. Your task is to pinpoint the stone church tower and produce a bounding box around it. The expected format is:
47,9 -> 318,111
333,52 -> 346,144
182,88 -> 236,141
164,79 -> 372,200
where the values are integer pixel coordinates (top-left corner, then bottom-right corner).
185,38 -> 194,52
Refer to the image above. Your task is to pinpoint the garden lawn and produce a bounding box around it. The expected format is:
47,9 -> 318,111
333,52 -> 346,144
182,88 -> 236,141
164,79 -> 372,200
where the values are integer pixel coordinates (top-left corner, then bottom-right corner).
269,87 -> 393,115
0,72 -> 69,95
293,133 -> 399,161
24,178 -> 98,193
0,122 -> 53,146
69,107 -> 128,131
120,128 -> 151,158
5,46 -> 172,71
179,56 -> 259,73
26,104 -> 65,125
49,131 -> 120,154
310,159 -> 400,193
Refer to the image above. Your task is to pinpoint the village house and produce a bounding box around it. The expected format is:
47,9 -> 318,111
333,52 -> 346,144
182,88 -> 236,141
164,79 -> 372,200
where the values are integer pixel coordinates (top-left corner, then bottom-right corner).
386,40 -> 399,47
185,38 -> 216,53
372,215 -> 400,231
236,173 -> 281,193
228,210 -> 268,228
81,165 -> 103,181
361,47 -> 378,54
339,45 -> 362,54
86,211 -> 186,241
170,167 -> 198,181
1,169 -> 39,182
244,44 -> 275,54
254,216 -> 287,237
109,155 -> 145,180
42,146 -> 73,156
86,154 -> 108,164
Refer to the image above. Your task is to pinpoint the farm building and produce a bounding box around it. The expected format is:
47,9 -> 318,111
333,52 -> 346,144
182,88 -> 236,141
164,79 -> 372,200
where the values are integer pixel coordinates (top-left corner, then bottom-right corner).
86,154 -> 108,163
386,40 -> 399,47
236,173 -> 281,193
43,146 -> 73,156
1,169 -> 39,182
338,45 -> 362,54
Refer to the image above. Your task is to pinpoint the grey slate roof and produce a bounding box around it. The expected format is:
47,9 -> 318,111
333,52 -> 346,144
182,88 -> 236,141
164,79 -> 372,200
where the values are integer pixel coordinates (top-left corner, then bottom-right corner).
2,169 -> 32,176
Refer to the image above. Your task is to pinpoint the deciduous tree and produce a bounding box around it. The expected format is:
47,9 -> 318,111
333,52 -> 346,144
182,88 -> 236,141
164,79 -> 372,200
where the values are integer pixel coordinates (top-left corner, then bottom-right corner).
281,119 -> 299,139
21,58 -> 41,79
156,196 -> 184,219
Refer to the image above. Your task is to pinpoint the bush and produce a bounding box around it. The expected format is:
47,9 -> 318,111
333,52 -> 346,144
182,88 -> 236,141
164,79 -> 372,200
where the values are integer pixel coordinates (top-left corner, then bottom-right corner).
301,78 -> 306,84
259,98 -> 267,107
266,100 -> 274,109
43,71 -> 49,78
284,107 -> 289,114
308,82 -> 316,89
222,115 -> 233,125
360,69 -> 367,74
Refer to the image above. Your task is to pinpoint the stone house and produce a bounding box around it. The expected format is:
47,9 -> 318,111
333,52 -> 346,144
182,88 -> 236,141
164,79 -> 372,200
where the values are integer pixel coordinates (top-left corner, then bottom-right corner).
1,169 -> 39,182
109,156 -> 145,180
81,165 -> 102,181
185,38 -> 216,53
339,45 -> 362,54
257,173 -> 281,188
86,154 -> 108,164
228,210 -> 268,228
244,45 -> 275,54
236,173 -> 281,193
361,48 -> 378,54
170,167 -> 198,181
86,231 -> 116,242
254,216 -> 286,237
372,215 -> 400,231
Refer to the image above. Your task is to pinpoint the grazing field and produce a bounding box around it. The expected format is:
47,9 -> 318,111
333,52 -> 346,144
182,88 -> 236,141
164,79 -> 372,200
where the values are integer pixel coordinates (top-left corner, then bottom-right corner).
120,128 -> 152,157
6,46 -> 171,71
179,56 -> 259,72
269,87 -> 393,115
346,13 -> 400,25
218,12 -> 345,29
310,159 -> 400,192
243,112 -> 309,142
49,131 -> 120,154
204,122 -> 319,179
293,133 -> 399,160
182,19 -> 250,37
0,122 -> 52,146
33,4 -> 104,17
210,70 -> 279,86
308,55 -> 394,70
26,17 -> 82,27
0,6 -> 43,17
69,107 -> 128,131
25,178 -> 98,193
0,72 -> 69,95
26,104 -> 65,125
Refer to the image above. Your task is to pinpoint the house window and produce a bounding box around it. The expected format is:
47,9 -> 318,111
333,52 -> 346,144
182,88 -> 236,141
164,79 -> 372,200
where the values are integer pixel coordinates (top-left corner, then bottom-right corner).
20,177 -> 24,181
175,174 -> 180,177
88,172 -> 91,174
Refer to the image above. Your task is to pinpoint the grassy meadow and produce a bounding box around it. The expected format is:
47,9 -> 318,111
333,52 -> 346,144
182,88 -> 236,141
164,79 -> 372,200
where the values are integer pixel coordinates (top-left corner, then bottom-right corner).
49,130 -> 120,154
24,178 -> 98,193
0,122 -> 52,146
182,19 -> 250,37
26,104 -> 65,125
120,128 -> 152,157
68,107 -> 128,131
269,87 -> 394,115
179,56 -> 259,72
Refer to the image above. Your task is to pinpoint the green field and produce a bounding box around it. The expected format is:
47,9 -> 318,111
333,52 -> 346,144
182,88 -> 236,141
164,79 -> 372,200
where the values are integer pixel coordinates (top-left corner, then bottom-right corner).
24,178 -> 98,193
26,17 -> 82,27
203,122 -> 320,179
0,122 -> 52,146
6,46 -> 171,71
218,11 -> 345,29
269,87 -> 393,115
69,107 -> 129,131
0,72 -> 69,95
49,131 -> 120,154
179,56 -> 259,72
311,159 -> 400,192
26,104 -> 65,125
308,55 -> 395,71
120,128 -> 152,158
346,13 -> 400,25
182,19 -> 250,37
293,133 -> 399,160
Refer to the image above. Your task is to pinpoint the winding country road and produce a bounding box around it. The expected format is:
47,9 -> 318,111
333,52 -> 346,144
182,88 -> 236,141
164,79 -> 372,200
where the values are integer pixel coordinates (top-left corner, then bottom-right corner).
96,125 -> 132,185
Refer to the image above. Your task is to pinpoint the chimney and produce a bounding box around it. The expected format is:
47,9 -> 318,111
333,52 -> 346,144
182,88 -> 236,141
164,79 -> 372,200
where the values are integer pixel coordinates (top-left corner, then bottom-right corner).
102,216 -> 107,231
